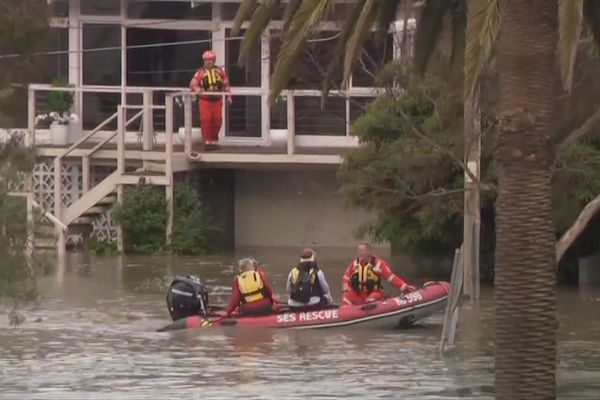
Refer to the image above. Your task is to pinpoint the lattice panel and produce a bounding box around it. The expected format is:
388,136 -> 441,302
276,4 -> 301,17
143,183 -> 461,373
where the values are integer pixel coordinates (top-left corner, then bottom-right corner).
32,161 -> 83,211
90,209 -> 117,242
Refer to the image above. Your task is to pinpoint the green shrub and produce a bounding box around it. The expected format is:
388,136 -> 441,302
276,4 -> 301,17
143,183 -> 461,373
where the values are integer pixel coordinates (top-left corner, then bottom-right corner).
112,182 -> 209,255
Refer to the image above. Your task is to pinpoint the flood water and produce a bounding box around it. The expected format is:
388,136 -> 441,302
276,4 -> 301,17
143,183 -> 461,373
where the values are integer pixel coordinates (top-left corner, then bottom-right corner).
1,250 -> 599,400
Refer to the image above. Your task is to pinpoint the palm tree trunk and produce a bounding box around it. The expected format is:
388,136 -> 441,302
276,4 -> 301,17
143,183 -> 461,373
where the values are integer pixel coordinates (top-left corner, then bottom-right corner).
495,1 -> 558,399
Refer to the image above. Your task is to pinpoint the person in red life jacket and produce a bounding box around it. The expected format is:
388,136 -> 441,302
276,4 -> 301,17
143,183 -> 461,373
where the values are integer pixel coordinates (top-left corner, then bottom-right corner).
341,243 -> 417,306
189,50 -> 232,151
225,258 -> 278,317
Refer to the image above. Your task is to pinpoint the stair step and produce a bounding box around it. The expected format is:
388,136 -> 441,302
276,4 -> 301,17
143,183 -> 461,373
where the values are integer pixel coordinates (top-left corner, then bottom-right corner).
34,238 -> 57,249
35,225 -> 56,237
82,206 -> 106,215
96,195 -> 117,206
72,216 -> 95,225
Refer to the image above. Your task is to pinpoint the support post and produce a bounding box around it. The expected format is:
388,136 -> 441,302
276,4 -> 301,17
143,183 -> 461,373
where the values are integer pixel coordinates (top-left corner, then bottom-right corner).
184,93 -> 193,154
53,157 -> 65,256
82,155 -> 90,193
462,83 -> 481,301
287,92 -> 295,155
117,184 -> 124,253
142,89 -> 154,152
165,95 -> 174,247
26,192 -> 35,267
26,88 -> 36,259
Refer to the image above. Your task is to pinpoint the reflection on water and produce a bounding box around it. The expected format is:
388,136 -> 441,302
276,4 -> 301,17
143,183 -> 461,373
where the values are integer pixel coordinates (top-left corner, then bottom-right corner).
0,252 -> 599,399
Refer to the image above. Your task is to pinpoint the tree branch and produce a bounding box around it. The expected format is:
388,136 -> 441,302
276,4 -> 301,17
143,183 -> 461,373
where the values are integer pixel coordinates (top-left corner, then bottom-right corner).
556,193 -> 600,262
556,106 -> 600,157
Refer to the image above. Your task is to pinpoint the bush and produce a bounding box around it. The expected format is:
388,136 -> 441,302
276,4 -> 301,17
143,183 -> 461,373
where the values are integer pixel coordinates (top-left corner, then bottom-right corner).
112,182 -> 210,255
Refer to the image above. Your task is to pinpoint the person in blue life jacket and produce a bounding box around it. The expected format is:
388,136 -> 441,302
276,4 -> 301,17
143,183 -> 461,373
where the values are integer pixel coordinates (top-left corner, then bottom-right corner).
286,248 -> 333,310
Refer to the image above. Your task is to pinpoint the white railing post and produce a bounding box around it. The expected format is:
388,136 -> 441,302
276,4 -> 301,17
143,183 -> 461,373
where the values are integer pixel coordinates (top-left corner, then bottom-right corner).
117,106 -> 125,175
165,94 -> 174,247
184,93 -> 193,154
142,89 -> 154,151
27,87 -> 36,147
287,92 -> 295,155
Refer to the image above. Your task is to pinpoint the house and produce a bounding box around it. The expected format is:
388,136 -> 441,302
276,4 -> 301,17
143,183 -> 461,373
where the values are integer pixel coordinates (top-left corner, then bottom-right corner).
21,0 -> 415,253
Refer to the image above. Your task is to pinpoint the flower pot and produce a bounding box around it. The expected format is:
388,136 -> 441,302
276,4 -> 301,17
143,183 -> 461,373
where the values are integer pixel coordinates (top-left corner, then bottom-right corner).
50,122 -> 69,145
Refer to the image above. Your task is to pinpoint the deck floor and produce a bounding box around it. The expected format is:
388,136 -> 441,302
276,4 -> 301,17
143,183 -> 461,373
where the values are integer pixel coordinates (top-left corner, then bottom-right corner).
38,142 -> 352,156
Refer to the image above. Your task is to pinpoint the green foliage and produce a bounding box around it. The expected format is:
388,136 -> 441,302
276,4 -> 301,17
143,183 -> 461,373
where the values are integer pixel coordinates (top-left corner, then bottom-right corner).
47,80 -> 74,115
171,183 -> 211,255
112,182 -> 210,255
340,63 -> 482,257
113,185 -> 168,254
89,237 -> 118,256
0,135 -> 38,312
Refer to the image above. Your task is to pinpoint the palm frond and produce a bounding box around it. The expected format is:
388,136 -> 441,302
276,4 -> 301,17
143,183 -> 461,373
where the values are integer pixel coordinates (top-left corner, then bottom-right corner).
343,0 -> 379,86
232,0 -> 258,36
463,0 -> 506,99
375,0 -> 402,41
238,0 -> 281,64
559,0 -> 584,91
413,0 -> 454,75
283,0 -> 303,32
450,0 -> 467,70
322,0 -> 367,107
583,0 -> 600,53
269,0 -> 333,104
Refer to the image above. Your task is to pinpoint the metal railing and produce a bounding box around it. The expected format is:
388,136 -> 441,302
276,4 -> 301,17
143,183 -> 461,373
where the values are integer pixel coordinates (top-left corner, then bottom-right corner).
29,83 -> 382,155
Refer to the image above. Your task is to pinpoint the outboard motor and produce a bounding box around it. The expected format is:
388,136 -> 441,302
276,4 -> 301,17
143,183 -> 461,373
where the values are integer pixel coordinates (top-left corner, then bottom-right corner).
166,275 -> 209,321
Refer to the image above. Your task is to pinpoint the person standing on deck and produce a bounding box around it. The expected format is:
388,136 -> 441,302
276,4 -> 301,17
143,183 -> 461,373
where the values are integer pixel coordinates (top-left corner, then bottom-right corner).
189,50 -> 232,151
225,258 -> 278,317
341,243 -> 417,306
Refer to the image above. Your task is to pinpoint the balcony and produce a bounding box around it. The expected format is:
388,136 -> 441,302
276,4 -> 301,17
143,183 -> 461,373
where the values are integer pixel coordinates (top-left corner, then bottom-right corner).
29,84 -> 380,169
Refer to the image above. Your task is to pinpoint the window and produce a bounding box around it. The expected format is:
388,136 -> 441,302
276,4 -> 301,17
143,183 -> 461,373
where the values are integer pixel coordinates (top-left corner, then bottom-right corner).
82,24 -> 121,86
82,93 -> 120,130
225,29 -> 261,87
49,0 -> 69,18
40,28 -> 69,84
352,34 -> 393,87
126,28 -> 211,87
127,1 -> 212,20
80,0 -> 120,16
222,2 -> 285,21
270,31 -> 342,90
350,97 -> 375,124
295,97 -> 346,136
226,96 -> 262,138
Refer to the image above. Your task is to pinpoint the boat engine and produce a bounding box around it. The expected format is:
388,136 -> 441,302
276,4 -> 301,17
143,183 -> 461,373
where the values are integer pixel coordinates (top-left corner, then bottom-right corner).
166,275 -> 209,321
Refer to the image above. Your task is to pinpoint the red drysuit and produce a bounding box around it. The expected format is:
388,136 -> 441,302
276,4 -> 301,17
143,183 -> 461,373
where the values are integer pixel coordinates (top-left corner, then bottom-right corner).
189,66 -> 231,144
341,256 -> 411,306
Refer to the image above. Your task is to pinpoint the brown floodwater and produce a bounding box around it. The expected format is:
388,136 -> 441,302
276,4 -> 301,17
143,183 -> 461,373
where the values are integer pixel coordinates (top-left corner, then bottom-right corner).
1,250 -> 599,399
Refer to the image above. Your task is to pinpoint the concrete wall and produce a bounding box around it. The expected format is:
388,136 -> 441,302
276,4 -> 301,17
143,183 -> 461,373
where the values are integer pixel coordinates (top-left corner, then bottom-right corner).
234,169 -> 389,254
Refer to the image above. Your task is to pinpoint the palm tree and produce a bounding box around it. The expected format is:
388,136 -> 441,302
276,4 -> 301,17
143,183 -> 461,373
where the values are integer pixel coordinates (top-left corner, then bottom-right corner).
233,1 -> 600,398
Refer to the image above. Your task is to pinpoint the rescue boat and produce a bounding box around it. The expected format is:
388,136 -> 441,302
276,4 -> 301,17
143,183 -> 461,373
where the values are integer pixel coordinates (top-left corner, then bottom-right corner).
158,281 -> 450,332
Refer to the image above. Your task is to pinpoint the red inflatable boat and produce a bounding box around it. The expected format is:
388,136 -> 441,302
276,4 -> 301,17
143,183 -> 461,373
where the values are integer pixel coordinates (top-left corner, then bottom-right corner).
158,281 -> 450,331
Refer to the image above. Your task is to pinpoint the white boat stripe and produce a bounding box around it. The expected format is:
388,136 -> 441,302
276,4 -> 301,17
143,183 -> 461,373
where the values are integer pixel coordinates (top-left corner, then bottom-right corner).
284,295 -> 448,330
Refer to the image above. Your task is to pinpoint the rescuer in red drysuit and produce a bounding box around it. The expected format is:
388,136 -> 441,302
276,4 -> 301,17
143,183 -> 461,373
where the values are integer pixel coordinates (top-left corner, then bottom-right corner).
189,50 -> 232,150
341,243 -> 417,306
225,258 -> 279,317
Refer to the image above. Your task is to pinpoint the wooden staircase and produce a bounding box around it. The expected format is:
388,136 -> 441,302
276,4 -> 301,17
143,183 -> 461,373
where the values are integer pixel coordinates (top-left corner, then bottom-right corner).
32,97 -> 175,254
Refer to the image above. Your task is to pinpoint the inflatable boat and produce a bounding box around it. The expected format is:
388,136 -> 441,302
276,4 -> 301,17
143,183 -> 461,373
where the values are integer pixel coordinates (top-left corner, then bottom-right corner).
158,281 -> 450,332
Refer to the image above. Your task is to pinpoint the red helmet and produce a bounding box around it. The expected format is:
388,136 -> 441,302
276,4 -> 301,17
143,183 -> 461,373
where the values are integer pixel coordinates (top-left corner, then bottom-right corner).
202,50 -> 216,61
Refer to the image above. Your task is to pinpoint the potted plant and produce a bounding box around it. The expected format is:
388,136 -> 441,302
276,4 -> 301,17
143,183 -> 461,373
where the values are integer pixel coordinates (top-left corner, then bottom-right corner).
35,80 -> 78,145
